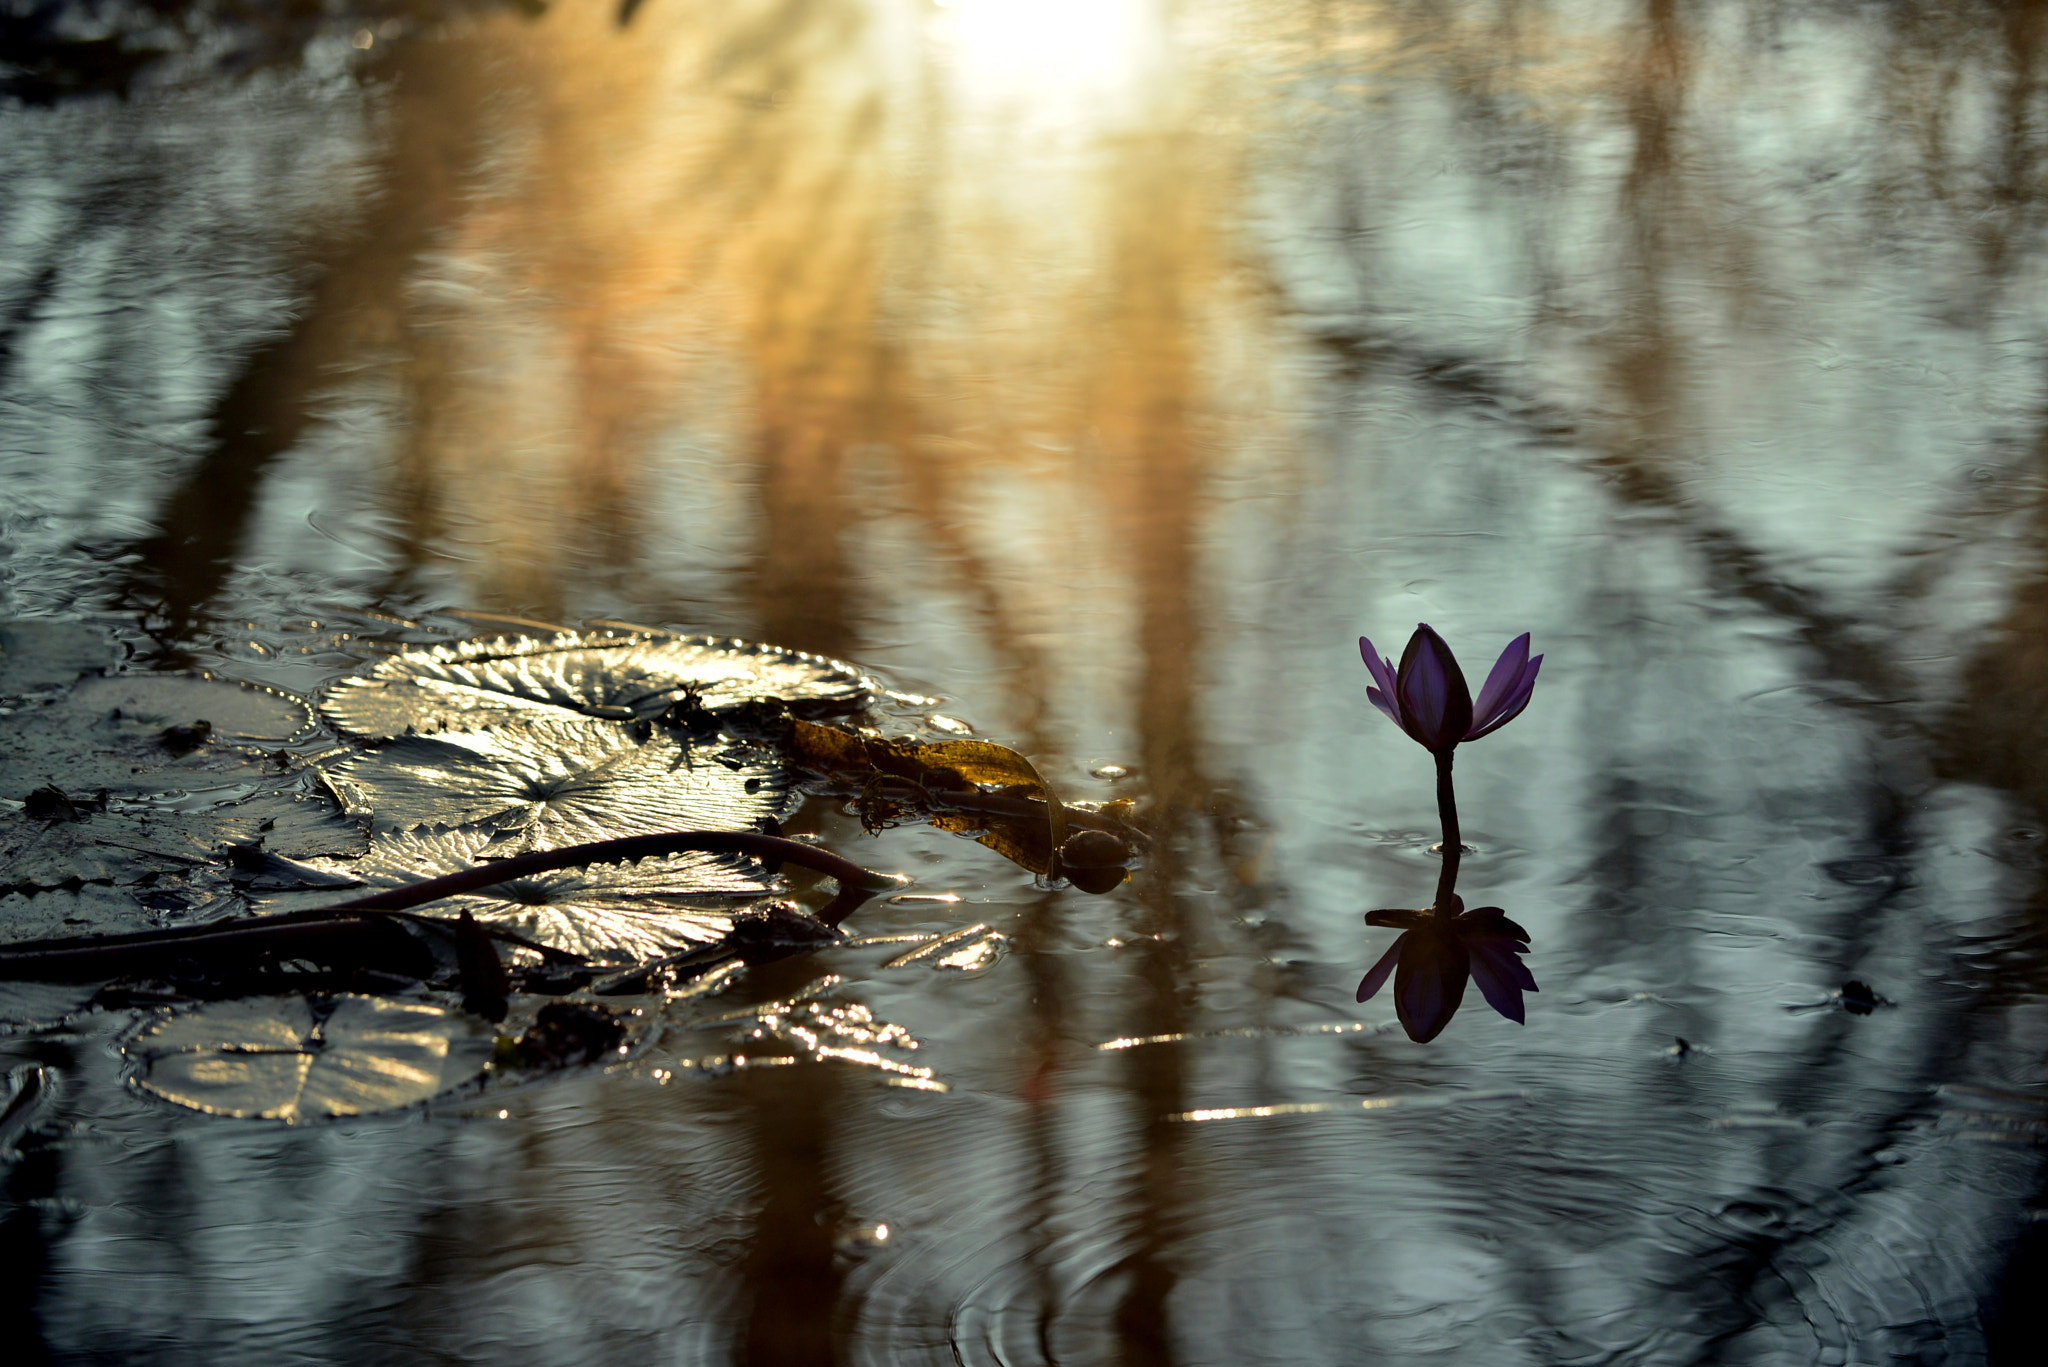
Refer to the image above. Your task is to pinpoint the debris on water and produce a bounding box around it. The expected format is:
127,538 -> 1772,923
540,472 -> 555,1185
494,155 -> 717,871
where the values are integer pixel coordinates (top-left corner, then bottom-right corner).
157,720 -> 213,755
1785,981 -> 1894,1015
456,910 -> 511,1022
727,902 -> 847,963
505,1001 -> 628,1070
1664,1037 -> 1709,1063
0,1064 -> 54,1152
1055,827 -> 1131,893
21,784 -> 101,823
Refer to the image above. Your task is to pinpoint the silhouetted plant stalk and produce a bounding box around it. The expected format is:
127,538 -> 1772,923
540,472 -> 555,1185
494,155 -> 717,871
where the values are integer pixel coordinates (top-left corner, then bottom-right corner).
0,830 -> 904,985
1355,625 -> 1544,1042
1433,748 -> 1461,912
320,830 -> 905,925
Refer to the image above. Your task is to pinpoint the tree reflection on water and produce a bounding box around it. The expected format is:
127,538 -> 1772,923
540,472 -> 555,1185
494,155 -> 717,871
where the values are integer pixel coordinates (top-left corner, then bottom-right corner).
5,0 -> 2048,1362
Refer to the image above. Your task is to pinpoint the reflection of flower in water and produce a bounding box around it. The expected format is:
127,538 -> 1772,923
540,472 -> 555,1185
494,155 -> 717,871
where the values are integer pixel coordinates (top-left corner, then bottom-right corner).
1360,625 -> 1542,753
1356,897 -> 1538,1043
1353,623 -> 1543,1040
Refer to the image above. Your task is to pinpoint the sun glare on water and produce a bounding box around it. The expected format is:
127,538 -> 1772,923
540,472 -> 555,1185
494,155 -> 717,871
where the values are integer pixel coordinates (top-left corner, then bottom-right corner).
932,0 -> 1160,123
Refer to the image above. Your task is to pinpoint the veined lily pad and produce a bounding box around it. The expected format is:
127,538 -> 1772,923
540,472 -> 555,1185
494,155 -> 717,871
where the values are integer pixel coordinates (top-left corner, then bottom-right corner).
319,631 -> 868,740
321,718 -> 793,850
0,673 -> 311,796
295,827 -> 777,963
0,619 -> 114,701
128,994 -> 492,1121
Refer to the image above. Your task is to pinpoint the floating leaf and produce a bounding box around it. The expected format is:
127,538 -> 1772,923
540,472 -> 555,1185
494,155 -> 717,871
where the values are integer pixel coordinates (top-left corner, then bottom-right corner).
0,673 -> 310,797
209,787 -> 371,862
321,718 -> 792,850
0,619 -> 115,701
0,884 -> 171,944
5,806 -> 206,888
291,827 -> 777,963
789,721 -> 1069,873
128,994 -> 492,1121
320,631 -> 868,740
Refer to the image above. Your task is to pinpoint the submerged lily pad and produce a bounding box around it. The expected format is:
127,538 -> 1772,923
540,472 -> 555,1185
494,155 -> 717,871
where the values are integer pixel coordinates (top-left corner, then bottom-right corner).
294,827 -> 777,963
320,631 -> 868,740
128,994 -> 492,1121
321,718 -> 792,850
0,619 -> 116,701
209,787 -> 371,862
0,673 -> 310,797
0,884 -> 166,943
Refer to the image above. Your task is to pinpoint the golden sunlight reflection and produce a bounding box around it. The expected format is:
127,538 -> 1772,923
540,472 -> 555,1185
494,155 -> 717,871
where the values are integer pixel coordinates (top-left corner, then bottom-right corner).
266,0 -> 1275,676
1170,1091 -> 1531,1123
1096,1021 -> 1384,1050
934,0 -> 1160,120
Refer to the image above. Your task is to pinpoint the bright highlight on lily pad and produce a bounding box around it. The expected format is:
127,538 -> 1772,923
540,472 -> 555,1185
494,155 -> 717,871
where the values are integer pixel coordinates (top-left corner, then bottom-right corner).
321,716 -> 794,851
295,826 -> 776,963
320,630 -> 869,740
128,994 -> 494,1122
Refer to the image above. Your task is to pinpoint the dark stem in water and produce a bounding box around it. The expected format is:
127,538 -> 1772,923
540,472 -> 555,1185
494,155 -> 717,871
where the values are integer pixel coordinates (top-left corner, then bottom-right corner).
1433,748 -> 1461,913
0,831 -> 905,983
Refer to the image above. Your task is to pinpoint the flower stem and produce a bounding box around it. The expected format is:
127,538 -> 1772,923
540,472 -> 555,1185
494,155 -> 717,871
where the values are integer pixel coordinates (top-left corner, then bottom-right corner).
1433,748 -> 1461,913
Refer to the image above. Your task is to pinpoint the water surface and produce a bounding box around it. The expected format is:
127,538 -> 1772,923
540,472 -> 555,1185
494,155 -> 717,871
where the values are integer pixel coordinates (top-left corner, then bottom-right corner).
5,1 -> 2048,1362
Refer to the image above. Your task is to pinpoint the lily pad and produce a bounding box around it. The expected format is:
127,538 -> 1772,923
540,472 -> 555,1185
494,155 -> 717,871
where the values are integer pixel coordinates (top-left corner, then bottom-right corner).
0,884 -> 162,943
1,804 -> 249,890
320,631 -> 869,740
128,994 -> 493,1121
0,619 -> 115,701
321,718 -> 793,850
209,787 -> 371,862
291,827 -> 777,963
0,673 -> 311,797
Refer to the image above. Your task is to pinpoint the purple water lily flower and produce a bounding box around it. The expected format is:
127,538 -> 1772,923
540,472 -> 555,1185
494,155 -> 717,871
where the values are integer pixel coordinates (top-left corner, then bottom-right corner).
1356,897 -> 1538,1042
1360,625 -> 1543,753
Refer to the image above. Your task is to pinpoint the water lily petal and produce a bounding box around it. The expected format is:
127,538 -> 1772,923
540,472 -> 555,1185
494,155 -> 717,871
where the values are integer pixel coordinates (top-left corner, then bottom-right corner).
1365,686 -> 1400,725
1466,939 -> 1528,1023
1392,923 -> 1469,1042
1356,937 -> 1404,1003
1358,637 -> 1402,706
1397,625 -> 1472,751
1457,906 -> 1531,942
1365,907 -> 1430,928
1469,634 -> 1530,732
1465,654 -> 1543,740
1502,949 -> 1539,993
